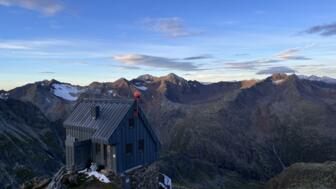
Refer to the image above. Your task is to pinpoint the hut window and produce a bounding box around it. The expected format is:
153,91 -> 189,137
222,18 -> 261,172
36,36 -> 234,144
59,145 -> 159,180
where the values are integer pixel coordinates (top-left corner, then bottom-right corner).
138,139 -> 144,152
128,118 -> 134,128
126,143 -> 133,154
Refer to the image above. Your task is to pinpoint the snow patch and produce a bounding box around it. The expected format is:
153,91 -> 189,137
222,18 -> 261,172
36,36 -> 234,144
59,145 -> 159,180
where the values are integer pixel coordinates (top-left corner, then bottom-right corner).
107,89 -> 117,97
87,171 -> 111,183
134,85 -> 148,91
0,93 -> 9,100
159,173 -> 172,189
201,82 -> 212,85
273,79 -> 285,85
78,169 -> 111,183
298,75 -> 336,84
78,169 -> 87,173
52,83 -> 81,101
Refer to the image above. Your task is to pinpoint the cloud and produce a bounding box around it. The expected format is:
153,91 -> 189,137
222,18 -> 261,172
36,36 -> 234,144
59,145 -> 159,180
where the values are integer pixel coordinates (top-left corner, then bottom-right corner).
140,17 -> 200,38
106,64 -> 141,70
0,0 -> 63,15
0,39 -> 71,50
119,65 -> 141,70
112,54 -> 200,71
225,47 -> 311,70
0,43 -> 30,50
225,59 -> 281,70
277,49 -> 311,60
38,71 -> 55,74
53,61 -> 89,65
183,54 -> 212,60
235,53 -> 249,57
218,20 -> 239,25
256,66 -> 296,75
304,22 -> 336,36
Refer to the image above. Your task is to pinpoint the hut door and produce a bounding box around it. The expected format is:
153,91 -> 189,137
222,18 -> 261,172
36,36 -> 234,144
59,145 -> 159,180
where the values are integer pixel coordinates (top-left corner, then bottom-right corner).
74,140 -> 91,170
110,145 -> 117,171
107,145 -> 117,171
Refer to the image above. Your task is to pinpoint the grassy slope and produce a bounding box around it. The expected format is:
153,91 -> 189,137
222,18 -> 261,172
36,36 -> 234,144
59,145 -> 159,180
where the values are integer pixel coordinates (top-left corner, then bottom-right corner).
266,161 -> 336,189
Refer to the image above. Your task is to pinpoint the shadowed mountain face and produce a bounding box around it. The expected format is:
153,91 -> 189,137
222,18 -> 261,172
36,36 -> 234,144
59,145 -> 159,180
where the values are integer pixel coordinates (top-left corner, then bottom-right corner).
0,99 -> 64,188
1,73 -> 336,188
165,75 -> 336,187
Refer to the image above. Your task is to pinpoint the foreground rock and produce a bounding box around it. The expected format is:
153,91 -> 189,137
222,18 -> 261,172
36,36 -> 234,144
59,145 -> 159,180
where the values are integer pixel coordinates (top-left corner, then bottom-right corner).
44,163 -> 159,189
265,161 -> 336,189
20,176 -> 50,189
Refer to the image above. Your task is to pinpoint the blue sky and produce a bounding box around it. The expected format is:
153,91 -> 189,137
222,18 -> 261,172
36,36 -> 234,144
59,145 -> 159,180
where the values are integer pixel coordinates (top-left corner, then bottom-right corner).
1,0 -> 336,90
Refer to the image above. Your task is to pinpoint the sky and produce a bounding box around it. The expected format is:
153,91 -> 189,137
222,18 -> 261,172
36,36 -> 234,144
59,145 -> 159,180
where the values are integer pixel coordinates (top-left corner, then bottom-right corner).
1,0 -> 336,90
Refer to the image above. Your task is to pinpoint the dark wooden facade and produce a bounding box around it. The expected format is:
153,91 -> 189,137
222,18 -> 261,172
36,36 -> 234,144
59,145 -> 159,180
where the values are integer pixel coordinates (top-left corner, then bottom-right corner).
64,99 -> 160,173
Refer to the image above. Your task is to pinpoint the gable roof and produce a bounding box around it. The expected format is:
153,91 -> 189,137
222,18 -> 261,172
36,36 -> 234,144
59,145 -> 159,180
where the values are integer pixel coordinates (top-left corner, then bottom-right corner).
64,99 -> 134,142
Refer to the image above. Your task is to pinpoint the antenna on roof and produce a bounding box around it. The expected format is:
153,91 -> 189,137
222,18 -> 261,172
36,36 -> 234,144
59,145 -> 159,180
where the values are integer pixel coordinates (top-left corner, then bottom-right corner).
133,90 -> 141,117
134,90 -> 141,99
91,106 -> 100,120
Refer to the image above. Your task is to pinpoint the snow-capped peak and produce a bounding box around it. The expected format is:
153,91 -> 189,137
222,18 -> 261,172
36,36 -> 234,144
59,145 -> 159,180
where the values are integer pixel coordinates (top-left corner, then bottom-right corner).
0,92 -> 9,100
298,75 -> 336,84
273,79 -> 286,85
137,74 -> 156,81
52,83 -> 83,101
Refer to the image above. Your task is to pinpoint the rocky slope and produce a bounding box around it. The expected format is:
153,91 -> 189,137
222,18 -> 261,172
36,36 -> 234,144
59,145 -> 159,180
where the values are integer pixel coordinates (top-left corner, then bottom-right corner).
266,161 -> 336,189
8,80 -> 82,121
0,99 -> 64,188
162,74 -> 336,188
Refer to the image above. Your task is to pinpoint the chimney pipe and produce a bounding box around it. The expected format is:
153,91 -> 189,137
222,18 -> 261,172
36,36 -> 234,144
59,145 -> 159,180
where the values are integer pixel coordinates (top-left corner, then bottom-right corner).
91,106 -> 100,120
133,91 -> 141,117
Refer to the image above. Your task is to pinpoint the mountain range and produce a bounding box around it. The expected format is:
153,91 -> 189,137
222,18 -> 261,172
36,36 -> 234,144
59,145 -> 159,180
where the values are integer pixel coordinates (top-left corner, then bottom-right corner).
0,73 -> 336,188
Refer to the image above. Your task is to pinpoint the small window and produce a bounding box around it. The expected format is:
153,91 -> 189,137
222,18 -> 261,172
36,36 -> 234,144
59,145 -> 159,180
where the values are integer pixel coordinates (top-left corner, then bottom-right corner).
128,118 -> 134,128
126,143 -> 133,154
138,139 -> 144,152
133,109 -> 139,117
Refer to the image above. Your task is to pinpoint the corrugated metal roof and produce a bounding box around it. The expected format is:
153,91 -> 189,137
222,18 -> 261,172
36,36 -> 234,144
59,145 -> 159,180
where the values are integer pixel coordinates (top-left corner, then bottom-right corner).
64,99 -> 134,142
